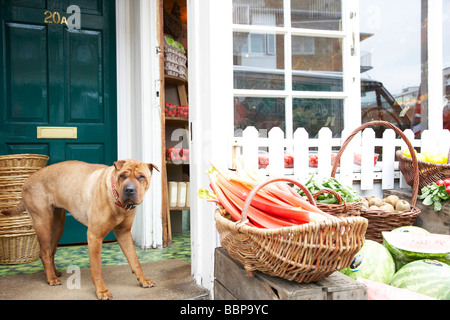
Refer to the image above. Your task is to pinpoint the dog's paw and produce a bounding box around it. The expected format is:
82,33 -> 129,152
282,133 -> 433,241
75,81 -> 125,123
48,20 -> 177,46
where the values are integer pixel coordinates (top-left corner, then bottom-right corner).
139,278 -> 156,288
47,277 -> 62,286
96,289 -> 113,300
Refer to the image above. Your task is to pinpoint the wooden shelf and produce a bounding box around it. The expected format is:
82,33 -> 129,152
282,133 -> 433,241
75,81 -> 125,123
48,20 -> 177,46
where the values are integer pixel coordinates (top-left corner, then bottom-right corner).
166,161 -> 189,165
165,116 -> 188,123
165,74 -> 187,85
169,206 -> 190,211
162,66 -> 189,248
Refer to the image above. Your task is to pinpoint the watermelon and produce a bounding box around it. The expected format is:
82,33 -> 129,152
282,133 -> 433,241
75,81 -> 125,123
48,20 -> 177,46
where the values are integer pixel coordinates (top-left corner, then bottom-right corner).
340,239 -> 395,284
382,231 -> 450,270
357,278 -> 435,300
390,259 -> 450,300
392,226 -> 429,234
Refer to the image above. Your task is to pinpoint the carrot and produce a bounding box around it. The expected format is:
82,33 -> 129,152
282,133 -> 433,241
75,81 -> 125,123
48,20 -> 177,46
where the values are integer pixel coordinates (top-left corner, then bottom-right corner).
218,180 -> 305,228
204,163 -> 338,228
216,173 -> 316,223
210,171 -> 293,228
263,183 -> 339,221
208,173 -> 242,223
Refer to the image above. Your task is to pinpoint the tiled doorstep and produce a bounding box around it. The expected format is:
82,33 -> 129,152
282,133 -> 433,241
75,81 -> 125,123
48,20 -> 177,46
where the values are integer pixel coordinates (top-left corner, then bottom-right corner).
0,231 -> 191,277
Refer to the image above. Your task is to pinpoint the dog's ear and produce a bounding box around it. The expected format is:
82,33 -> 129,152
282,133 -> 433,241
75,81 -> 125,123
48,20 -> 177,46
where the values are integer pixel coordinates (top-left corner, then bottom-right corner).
114,160 -> 126,171
148,163 -> 160,172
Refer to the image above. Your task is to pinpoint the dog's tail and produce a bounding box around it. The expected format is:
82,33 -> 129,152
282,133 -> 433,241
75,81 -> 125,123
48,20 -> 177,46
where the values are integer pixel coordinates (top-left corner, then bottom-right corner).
0,201 -> 26,216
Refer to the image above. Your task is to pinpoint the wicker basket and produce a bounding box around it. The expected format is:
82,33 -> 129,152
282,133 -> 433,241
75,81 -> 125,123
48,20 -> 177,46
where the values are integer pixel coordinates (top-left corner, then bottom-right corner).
215,177 -> 368,283
0,154 -> 48,264
0,214 -> 40,264
313,188 -> 363,218
0,154 -> 49,168
397,150 -> 450,191
331,121 -> 421,243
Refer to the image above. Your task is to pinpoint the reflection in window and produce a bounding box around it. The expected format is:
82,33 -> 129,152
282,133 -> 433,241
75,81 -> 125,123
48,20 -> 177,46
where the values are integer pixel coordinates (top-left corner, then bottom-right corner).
293,98 -> 343,137
291,0 -> 342,30
234,97 -> 285,135
360,0 -> 423,135
233,32 -> 285,90
232,0 -> 346,138
292,36 -> 343,92
233,0 -> 284,27
361,80 -> 407,137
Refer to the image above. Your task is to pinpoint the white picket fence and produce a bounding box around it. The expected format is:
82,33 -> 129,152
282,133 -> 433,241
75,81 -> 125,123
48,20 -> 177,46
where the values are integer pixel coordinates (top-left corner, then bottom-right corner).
232,126 -> 450,193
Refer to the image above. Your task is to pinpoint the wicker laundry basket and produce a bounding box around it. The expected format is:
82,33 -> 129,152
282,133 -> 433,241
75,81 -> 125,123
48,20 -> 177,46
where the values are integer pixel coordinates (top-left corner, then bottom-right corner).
0,154 -> 49,264
0,215 -> 40,264
215,177 -> 368,283
330,121 -> 421,243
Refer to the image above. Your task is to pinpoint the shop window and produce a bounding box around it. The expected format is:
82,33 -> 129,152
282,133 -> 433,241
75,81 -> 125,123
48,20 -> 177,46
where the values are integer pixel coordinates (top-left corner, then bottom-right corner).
359,0 -> 425,136
293,98 -> 344,137
291,0 -> 342,30
233,32 -> 285,90
234,97 -> 286,135
232,0 -> 348,138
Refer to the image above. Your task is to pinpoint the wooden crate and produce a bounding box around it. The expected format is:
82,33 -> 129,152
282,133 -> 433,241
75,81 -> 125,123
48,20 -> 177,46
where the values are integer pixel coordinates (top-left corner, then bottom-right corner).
214,247 -> 367,300
384,189 -> 450,235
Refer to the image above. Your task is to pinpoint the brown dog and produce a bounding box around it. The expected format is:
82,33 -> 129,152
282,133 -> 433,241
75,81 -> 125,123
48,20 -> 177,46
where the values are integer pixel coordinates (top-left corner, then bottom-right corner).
1,159 -> 159,300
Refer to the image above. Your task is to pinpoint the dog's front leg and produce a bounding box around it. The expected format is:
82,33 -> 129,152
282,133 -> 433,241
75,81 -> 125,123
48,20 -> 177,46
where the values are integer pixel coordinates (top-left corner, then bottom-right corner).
87,230 -> 112,300
114,226 -> 155,288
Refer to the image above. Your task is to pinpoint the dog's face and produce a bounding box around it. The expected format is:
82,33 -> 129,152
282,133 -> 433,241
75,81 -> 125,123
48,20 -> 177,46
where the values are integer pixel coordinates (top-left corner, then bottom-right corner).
113,159 -> 159,206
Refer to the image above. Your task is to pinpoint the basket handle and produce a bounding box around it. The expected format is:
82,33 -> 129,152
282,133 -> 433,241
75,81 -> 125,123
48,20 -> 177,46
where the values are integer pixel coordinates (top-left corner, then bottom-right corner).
313,188 -> 349,211
330,120 -> 419,206
240,177 -> 316,224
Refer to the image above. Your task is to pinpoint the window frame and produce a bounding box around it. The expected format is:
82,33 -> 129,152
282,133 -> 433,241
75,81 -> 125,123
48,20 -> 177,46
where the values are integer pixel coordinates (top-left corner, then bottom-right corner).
232,0 -> 362,139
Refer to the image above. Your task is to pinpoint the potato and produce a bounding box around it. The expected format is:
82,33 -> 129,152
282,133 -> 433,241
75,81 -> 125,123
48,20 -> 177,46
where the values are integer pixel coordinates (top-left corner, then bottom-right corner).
368,197 -> 383,207
379,203 -> 395,211
385,195 -> 400,207
361,199 -> 369,208
395,200 -> 411,211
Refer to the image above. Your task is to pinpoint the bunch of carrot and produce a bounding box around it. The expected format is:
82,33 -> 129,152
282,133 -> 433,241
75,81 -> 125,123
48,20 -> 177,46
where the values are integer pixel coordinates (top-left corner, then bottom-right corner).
199,163 -> 338,229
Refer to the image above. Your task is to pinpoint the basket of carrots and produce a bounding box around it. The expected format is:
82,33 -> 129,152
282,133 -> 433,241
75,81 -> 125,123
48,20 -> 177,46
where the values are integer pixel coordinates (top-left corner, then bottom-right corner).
200,163 -> 368,283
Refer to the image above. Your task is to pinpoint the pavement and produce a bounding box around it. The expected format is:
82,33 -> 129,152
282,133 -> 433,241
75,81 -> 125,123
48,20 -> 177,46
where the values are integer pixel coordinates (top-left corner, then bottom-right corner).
0,259 -> 209,300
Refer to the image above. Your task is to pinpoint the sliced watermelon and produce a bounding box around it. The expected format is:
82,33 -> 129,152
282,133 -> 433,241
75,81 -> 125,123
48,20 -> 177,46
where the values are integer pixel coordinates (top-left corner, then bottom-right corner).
390,259 -> 450,300
392,226 -> 429,234
357,278 -> 435,300
382,231 -> 450,270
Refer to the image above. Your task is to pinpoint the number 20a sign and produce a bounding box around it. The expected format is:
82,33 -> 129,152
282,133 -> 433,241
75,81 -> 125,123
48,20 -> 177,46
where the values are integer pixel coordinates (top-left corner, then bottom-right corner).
44,5 -> 81,30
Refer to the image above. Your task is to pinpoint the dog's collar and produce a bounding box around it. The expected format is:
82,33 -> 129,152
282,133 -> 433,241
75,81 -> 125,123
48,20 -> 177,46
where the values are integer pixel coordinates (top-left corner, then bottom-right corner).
111,175 -> 136,211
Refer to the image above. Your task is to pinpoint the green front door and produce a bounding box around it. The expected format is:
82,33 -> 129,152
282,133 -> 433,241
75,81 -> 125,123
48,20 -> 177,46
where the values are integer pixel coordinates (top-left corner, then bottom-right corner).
0,0 -> 117,244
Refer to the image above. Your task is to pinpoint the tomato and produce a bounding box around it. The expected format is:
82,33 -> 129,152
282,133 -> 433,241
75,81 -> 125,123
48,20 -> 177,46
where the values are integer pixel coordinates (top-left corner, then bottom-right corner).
446,185 -> 450,194
309,154 -> 318,167
436,180 -> 445,186
444,179 -> 450,187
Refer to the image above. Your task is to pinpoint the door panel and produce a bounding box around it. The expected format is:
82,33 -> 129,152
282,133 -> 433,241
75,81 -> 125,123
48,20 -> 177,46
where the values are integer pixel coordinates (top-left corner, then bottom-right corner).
66,143 -> 105,164
1,0 -> 117,244
6,23 -> 48,123
7,143 -> 50,155
66,29 -> 104,123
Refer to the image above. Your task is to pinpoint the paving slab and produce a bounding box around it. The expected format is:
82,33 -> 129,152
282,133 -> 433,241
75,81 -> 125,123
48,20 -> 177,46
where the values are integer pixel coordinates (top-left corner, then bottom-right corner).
0,259 -> 209,300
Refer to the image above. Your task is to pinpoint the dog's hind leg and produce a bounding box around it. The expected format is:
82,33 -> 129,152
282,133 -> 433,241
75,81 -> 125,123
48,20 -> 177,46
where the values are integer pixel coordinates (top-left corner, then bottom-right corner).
51,208 -> 66,277
29,206 -> 62,286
